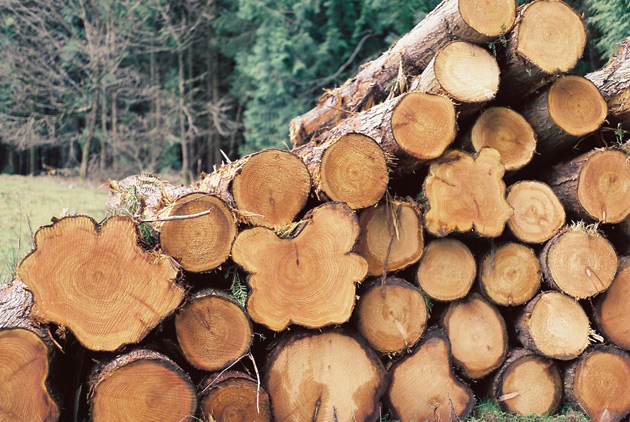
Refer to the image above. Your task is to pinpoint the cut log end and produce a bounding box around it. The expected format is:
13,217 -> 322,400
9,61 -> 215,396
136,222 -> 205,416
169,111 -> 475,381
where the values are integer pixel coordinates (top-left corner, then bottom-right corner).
320,134 -> 388,209
265,331 -> 386,422
17,216 -> 183,351
416,238 -> 476,302
548,76 -> 608,136
391,92 -> 457,160
200,372 -> 271,422
507,181 -> 565,244
232,149 -> 311,229
480,242 -> 541,306
516,0 -> 586,73
444,293 -> 508,379
355,278 -> 428,354
175,291 -> 252,371
471,107 -> 536,171
356,200 -> 424,276
387,329 -> 475,422
90,350 -> 197,422
0,328 -> 59,422
459,0 -> 516,37
232,202 -> 367,331
160,193 -> 237,273
595,257 -> 630,350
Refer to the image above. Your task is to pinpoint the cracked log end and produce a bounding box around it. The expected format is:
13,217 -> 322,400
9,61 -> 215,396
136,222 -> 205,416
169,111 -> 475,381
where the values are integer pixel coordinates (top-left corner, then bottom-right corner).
175,291 -> 252,371
232,202 -> 367,331
391,92 -> 457,160
160,192 -> 237,272
387,328 -> 474,422
355,278 -> 428,354
517,291 -> 590,360
416,238 -> 476,302
0,328 -> 59,422
480,242 -> 541,306
90,350 -> 197,422
507,181 -> 565,244
356,200 -> 424,276
265,330 -> 386,422
492,349 -> 562,417
233,149 -> 311,229
548,76 -> 607,136
542,226 -> 618,299
444,293 -> 508,379
423,148 -> 513,237
516,0 -> 586,73
320,134 -> 388,209
565,346 -> 630,422
459,0 -> 516,37
17,216 -> 183,351
595,257 -> 630,350
471,107 -> 536,171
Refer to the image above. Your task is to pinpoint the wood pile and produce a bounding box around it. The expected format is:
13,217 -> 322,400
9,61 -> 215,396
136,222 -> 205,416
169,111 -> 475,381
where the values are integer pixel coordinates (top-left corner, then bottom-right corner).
3,1 -> 630,421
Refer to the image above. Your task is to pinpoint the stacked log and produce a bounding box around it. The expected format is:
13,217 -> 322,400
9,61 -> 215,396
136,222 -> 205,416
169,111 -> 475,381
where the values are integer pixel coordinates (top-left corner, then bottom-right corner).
5,1 -> 630,421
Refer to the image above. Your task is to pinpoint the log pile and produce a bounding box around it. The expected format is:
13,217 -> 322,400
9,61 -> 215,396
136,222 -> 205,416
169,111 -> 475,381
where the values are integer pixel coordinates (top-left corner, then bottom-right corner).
4,1 -> 630,421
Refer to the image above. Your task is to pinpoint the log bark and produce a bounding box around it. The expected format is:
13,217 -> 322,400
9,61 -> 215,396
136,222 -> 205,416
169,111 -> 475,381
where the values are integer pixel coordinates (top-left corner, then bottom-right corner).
289,0 -> 516,146
265,330 -> 386,422
516,291 -> 590,360
416,238 -> 476,301
594,256 -> 630,350
500,0 -> 587,101
443,292 -> 508,378
506,180 -> 565,243
423,148 -> 513,237
386,328 -> 475,422
231,202 -> 367,331
295,133 -> 388,209
89,350 -> 197,422
199,371 -> 272,422
479,242 -> 541,306
540,225 -> 618,299
547,147 -> 630,224
491,348 -> 562,417
565,346 -> 630,422
354,278 -> 428,354
518,75 -> 607,157
16,216 -> 184,351
586,38 -> 630,128
174,290 -> 252,371
355,199 -> 424,276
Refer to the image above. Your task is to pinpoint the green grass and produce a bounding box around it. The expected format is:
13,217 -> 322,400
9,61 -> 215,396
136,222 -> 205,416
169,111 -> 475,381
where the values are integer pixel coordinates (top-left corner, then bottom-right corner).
0,175 -> 108,284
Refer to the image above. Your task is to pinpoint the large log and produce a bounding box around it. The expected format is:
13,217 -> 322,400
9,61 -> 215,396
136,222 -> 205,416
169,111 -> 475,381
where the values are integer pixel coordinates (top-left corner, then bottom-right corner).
16,216 -> 184,351
289,0 -> 516,146
231,202 -> 367,331
595,256 -> 630,350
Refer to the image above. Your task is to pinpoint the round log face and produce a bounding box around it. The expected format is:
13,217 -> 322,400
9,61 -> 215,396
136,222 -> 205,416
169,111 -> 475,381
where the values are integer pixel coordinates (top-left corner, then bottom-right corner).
507,181 -> 565,244
161,193 -> 237,273
546,229 -> 617,299
516,1 -> 586,73
391,92 -> 457,160
201,378 -> 271,422
91,358 -> 197,422
356,201 -> 424,276
596,258 -> 630,349
434,41 -> 500,103
497,353 -> 562,416
175,293 -> 252,371
577,150 -> 630,223
548,76 -> 607,136
572,348 -> 630,422
232,149 -> 311,229
265,331 -> 386,422
459,0 -> 516,36
320,134 -> 388,209
416,238 -> 475,301
0,329 -> 59,422
471,107 -> 536,171
17,216 -> 183,351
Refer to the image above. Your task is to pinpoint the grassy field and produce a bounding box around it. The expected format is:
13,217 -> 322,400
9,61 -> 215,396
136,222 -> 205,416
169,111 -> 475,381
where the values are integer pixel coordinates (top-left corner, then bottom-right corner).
0,174 -> 109,284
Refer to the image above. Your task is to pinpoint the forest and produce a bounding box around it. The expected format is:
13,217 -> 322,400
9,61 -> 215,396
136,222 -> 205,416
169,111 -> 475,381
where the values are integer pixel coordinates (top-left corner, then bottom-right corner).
0,0 -> 628,182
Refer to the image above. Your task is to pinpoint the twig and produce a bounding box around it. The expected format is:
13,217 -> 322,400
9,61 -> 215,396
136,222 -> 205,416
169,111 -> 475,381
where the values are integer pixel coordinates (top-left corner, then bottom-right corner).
140,209 -> 212,223
248,352 -> 262,414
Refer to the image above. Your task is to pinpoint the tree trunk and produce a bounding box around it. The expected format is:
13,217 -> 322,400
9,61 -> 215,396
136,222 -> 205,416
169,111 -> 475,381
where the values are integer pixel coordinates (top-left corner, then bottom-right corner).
80,88 -> 99,180
178,50 -> 191,183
